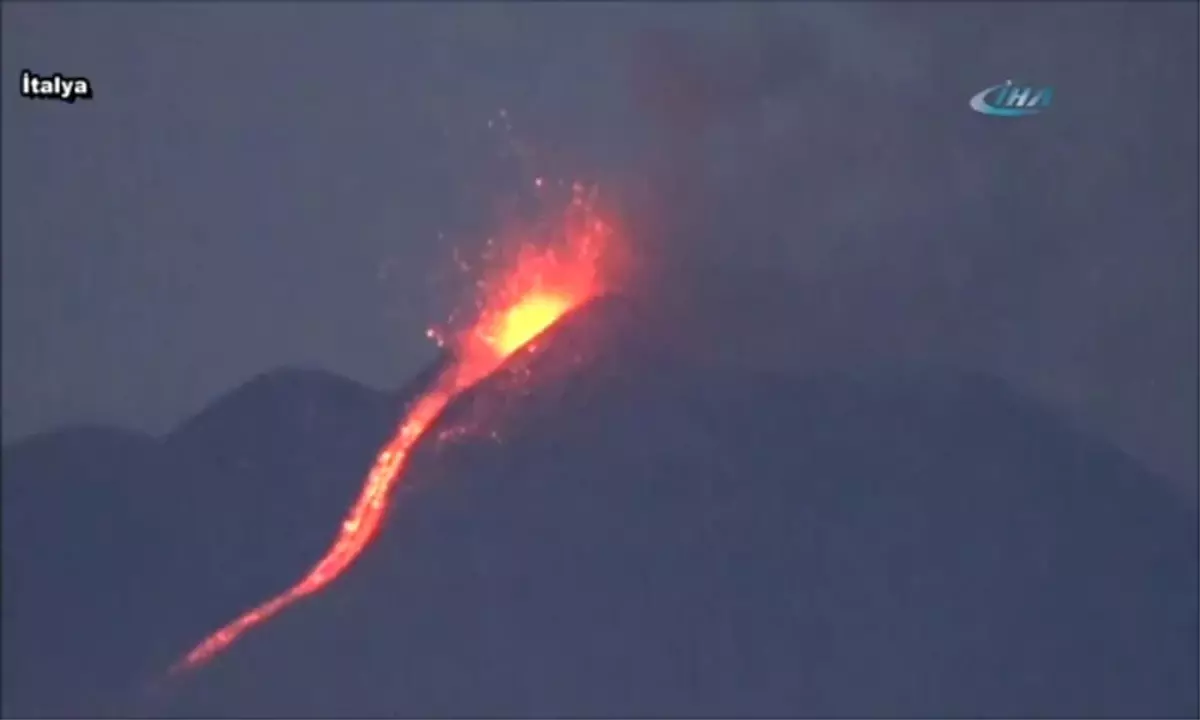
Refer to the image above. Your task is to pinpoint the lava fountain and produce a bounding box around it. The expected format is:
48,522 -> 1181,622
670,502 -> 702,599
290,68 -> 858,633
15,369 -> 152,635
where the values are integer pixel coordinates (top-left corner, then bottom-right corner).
172,184 -> 617,673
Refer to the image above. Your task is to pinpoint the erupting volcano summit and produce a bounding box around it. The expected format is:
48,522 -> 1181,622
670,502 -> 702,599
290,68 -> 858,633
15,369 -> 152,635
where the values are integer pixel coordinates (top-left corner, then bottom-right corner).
173,183 -> 620,673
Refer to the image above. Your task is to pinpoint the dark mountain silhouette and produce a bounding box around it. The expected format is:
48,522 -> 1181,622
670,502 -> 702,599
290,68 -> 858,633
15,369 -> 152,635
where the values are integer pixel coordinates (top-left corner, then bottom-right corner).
1,363 -> 446,718
2,425 -> 173,718
4,296 -> 1197,718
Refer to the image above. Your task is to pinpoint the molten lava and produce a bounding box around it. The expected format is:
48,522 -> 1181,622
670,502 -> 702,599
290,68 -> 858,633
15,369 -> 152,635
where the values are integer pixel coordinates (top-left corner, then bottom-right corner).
492,294 -> 572,356
173,185 -> 614,673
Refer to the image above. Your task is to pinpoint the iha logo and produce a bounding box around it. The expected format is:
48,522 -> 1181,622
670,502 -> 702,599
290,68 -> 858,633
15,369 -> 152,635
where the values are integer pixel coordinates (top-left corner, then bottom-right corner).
20,70 -> 93,103
969,80 -> 1053,117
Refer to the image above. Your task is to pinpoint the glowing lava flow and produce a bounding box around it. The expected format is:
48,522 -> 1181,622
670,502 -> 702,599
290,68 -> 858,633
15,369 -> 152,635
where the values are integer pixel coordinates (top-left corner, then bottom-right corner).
173,188 -> 612,674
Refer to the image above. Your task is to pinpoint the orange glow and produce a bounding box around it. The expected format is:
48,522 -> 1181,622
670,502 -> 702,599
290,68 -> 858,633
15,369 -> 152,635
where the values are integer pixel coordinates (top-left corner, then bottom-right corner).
172,183 -> 615,674
491,293 -> 572,356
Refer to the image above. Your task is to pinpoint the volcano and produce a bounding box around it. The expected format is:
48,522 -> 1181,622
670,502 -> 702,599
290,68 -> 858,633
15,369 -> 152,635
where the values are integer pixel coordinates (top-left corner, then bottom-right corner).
4,295 -> 1197,718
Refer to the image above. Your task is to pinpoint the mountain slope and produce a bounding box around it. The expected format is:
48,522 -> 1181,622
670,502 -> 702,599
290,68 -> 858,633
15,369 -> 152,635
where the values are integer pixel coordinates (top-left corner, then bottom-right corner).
162,297 -> 1199,718
1,361 -> 447,718
2,426 -> 170,717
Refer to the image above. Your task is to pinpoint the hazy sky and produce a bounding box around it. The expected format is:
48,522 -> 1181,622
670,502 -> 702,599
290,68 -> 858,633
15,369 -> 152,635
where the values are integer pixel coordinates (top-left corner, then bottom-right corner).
2,3 -> 648,436
2,2 -> 1196,497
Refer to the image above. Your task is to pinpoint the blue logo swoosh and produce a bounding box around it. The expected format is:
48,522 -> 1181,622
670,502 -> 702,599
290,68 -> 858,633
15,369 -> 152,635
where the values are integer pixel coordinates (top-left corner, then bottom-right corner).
970,83 -> 1044,117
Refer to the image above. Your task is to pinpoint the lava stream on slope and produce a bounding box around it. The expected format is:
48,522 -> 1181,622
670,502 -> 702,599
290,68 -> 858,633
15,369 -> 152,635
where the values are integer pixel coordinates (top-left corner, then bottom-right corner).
172,186 -> 617,674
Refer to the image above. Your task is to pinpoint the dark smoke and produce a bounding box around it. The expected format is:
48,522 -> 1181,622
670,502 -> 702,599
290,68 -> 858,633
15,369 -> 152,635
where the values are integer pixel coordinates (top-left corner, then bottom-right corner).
620,3 -> 1198,498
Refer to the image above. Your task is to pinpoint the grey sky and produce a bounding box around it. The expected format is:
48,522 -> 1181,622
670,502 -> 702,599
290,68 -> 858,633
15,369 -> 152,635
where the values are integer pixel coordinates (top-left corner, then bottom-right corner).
2,3 -> 647,438
3,2 -> 1196,498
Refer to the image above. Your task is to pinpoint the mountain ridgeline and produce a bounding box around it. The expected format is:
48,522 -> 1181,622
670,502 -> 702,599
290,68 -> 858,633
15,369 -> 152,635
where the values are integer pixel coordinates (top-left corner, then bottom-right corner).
3,296 -> 1196,717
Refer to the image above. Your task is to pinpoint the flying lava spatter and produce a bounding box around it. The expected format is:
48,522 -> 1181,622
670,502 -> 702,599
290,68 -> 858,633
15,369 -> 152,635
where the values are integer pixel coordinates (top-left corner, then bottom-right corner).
172,183 -> 615,674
